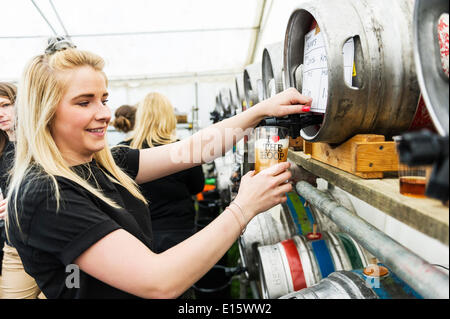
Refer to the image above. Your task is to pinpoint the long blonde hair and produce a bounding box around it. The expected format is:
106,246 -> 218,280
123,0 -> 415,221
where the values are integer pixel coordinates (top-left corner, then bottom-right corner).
7,48 -> 146,233
128,92 -> 177,149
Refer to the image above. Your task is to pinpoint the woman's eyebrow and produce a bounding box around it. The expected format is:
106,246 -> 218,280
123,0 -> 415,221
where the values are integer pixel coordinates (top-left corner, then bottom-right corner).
71,92 -> 109,101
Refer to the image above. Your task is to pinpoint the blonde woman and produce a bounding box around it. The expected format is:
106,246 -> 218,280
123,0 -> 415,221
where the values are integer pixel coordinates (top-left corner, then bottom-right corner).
6,38 -> 312,299
0,82 -> 42,299
118,93 -> 205,254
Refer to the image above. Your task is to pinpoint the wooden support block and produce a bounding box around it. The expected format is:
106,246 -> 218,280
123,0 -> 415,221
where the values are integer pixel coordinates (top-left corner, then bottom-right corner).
302,134 -> 399,179
289,136 -> 304,151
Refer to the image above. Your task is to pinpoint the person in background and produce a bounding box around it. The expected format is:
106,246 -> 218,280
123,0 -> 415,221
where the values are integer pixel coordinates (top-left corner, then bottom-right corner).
117,92 -> 204,254
6,37 -> 311,299
0,82 -> 42,299
111,104 -> 136,135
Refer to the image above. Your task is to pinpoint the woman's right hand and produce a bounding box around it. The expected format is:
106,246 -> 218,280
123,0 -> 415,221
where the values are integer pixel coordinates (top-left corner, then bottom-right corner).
233,161 -> 293,222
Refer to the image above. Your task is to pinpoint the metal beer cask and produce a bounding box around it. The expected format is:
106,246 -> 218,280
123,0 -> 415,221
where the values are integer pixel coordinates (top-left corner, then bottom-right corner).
262,42 -> 285,99
218,87 -> 234,117
280,268 -> 423,299
235,74 -> 246,112
257,232 -> 370,299
413,0 -> 449,136
238,205 -> 297,280
238,190 -> 357,282
243,62 -> 263,109
238,191 -> 329,281
284,0 -> 420,143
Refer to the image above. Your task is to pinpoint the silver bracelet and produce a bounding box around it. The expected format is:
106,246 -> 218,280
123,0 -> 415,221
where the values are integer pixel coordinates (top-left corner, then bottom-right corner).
227,206 -> 246,235
230,201 -> 247,234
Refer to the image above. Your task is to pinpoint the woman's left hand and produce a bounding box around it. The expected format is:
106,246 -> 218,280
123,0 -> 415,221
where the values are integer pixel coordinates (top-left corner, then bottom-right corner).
0,199 -> 7,220
257,87 -> 313,118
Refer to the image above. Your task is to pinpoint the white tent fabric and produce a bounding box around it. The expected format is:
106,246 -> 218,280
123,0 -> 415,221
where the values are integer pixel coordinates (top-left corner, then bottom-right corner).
0,0 -> 307,131
1,0 -> 306,81
1,0 -> 264,81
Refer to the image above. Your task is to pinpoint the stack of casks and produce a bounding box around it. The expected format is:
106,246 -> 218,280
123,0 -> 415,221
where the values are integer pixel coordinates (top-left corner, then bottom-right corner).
228,0 -> 439,299
238,189 -> 376,299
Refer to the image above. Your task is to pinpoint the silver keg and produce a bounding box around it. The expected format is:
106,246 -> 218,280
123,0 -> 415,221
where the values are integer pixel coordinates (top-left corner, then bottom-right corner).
413,0 -> 449,136
280,268 -> 423,299
238,204 -> 297,280
284,0 -> 421,143
257,232 -> 370,299
239,189 -> 360,282
262,42 -> 285,99
218,87 -> 233,117
280,271 -> 378,299
239,191 -> 327,281
243,62 -> 263,109
235,73 -> 246,112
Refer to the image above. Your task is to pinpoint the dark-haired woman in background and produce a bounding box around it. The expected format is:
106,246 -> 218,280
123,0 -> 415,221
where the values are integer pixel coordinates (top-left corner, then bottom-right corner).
111,104 -> 136,135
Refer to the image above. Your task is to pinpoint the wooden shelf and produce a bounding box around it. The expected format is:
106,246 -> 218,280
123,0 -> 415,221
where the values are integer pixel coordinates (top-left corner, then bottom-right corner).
288,150 -> 449,246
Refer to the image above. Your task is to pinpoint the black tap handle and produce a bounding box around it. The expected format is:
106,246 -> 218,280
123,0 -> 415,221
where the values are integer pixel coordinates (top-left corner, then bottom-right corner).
395,130 -> 445,166
396,130 -> 449,203
257,114 -> 323,138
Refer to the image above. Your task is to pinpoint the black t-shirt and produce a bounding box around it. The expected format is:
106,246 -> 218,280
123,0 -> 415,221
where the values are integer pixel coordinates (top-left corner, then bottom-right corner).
7,147 -> 153,299
0,140 -> 14,195
0,140 -> 14,238
117,140 -> 204,232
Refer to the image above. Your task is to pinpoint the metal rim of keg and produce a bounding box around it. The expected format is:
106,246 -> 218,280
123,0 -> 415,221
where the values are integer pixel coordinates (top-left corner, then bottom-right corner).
337,232 -> 370,268
285,190 -> 342,234
283,192 -> 318,235
258,235 -> 318,299
229,85 -> 238,116
280,270 -> 378,299
258,231 -> 369,299
413,0 -> 449,136
235,73 -> 245,112
284,191 -> 345,235
324,232 -> 353,271
257,234 -> 320,299
243,62 -> 263,109
292,235 -> 322,286
218,87 -> 234,116
284,0 -> 421,143
262,42 -> 285,99
257,241 -> 292,299
214,94 -> 224,114
281,266 -> 424,299
238,205 -> 297,280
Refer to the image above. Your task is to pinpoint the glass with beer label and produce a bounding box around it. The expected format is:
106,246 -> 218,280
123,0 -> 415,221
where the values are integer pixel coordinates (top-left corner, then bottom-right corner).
254,126 -> 289,174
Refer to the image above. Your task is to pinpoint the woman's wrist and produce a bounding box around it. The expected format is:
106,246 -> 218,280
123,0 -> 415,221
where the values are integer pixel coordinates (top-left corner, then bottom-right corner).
227,205 -> 246,235
232,196 -> 256,220
246,101 -> 269,127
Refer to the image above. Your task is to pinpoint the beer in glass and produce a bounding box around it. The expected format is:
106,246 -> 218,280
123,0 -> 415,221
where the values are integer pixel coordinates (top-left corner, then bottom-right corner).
254,126 -> 289,174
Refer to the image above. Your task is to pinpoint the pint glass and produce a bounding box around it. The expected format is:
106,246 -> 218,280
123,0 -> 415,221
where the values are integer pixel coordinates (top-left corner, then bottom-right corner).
254,126 -> 289,174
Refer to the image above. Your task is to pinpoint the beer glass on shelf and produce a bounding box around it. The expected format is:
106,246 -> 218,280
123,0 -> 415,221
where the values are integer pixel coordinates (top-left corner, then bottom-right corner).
254,126 -> 289,174
398,163 -> 430,198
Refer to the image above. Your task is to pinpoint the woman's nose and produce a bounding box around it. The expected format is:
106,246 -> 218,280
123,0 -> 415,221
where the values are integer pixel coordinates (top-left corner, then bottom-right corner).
95,102 -> 111,123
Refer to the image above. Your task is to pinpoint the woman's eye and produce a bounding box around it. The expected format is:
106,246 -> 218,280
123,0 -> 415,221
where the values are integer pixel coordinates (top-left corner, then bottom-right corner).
102,99 -> 109,105
77,101 -> 89,107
